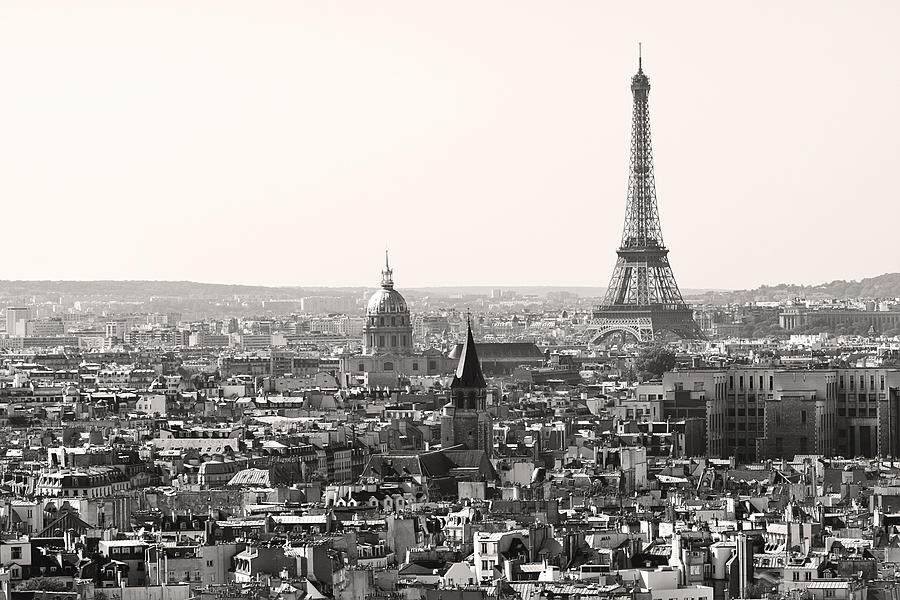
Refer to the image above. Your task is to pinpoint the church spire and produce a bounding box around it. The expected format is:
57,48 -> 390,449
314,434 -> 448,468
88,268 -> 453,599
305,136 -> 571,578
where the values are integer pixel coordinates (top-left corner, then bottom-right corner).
381,249 -> 394,289
451,320 -> 486,389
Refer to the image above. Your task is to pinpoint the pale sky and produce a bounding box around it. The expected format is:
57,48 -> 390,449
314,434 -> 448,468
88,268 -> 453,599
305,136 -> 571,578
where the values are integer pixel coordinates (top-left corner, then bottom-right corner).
1,1 -> 897,290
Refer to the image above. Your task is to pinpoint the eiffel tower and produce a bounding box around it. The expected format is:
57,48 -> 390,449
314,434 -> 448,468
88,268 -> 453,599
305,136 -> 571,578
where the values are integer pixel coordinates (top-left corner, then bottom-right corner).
591,54 -> 704,344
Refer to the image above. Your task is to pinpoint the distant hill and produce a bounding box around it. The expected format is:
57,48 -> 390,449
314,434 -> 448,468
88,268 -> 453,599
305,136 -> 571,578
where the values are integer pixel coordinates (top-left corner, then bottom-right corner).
0,274 -> 895,305
689,273 -> 900,304
0,280 -> 724,301
0,280 -> 309,300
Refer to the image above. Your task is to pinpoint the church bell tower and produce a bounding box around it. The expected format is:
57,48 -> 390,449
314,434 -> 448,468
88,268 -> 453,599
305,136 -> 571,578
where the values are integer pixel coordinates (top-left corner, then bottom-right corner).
441,321 -> 492,457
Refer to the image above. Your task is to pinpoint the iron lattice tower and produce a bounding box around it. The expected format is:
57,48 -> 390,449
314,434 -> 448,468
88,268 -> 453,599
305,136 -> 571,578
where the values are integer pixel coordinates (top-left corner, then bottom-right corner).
591,56 -> 704,343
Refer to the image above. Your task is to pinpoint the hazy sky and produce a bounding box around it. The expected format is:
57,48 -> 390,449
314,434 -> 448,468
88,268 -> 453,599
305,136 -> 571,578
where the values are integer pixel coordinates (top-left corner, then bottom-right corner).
2,2 -> 898,290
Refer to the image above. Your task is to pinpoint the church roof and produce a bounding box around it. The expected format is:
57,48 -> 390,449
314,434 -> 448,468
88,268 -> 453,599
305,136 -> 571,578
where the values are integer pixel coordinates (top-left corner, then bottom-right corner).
366,287 -> 408,316
450,324 -> 486,389
448,341 -> 544,360
366,251 -> 409,315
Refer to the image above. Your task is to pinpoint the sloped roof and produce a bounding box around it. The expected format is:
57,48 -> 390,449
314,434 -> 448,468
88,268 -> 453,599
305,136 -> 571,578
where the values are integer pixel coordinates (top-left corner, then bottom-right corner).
448,342 -> 544,360
399,560 -> 449,576
444,449 -> 489,469
38,510 -> 92,537
363,448 -> 495,481
451,325 -> 486,389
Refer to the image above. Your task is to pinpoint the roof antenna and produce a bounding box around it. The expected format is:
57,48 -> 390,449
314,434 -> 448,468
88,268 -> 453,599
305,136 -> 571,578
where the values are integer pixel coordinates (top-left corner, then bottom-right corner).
638,42 -> 642,70
385,248 -> 390,271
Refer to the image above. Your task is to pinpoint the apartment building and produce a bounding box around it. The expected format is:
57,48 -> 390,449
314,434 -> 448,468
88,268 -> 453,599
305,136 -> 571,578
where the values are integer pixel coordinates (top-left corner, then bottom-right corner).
663,368 -> 900,461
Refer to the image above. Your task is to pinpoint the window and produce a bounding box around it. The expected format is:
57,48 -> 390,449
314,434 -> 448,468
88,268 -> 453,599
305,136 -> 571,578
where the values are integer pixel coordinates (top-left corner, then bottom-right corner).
379,317 -> 384,326
391,316 -> 396,326
383,362 -> 394,371
729,376 -> 734,390
801,411 -> 807,423
358,363 -> 365,372
412,363 -> 419,371
481,560 -> 489,571
481,543 -> 488,553
11,547 -> 22,559
739,376 -> 744,389
207,560 -> 214,567
391,335 -> 397,347
378,335 -> 385,347
840,375 -> 844,388
428,360 -> 436,370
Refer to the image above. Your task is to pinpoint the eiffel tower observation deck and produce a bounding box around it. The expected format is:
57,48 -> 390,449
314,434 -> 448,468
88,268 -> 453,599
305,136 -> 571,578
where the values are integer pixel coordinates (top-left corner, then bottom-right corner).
590,53 -> 704,344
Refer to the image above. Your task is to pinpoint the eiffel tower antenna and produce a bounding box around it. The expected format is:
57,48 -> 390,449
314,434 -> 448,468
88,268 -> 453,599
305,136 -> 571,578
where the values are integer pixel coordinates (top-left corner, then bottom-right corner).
589,58 -> 704,344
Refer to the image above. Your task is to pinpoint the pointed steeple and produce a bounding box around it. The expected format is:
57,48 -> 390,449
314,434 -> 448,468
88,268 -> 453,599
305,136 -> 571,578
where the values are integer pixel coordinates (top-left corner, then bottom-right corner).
381,249 -> 394,289
451,320 -> 486,389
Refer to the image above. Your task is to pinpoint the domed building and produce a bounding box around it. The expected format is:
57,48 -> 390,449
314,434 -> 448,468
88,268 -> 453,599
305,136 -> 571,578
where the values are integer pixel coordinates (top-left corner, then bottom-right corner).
342,253 -> 451,388
363,254 -> 413,355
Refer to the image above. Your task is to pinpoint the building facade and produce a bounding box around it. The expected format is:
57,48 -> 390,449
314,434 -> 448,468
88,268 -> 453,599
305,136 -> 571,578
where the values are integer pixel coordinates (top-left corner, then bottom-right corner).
663,368 -> 900,461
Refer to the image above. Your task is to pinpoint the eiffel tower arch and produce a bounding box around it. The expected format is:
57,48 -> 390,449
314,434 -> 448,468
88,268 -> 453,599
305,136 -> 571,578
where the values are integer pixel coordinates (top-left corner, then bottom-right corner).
584,318 -> 654,345
592,54 -> 704,344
